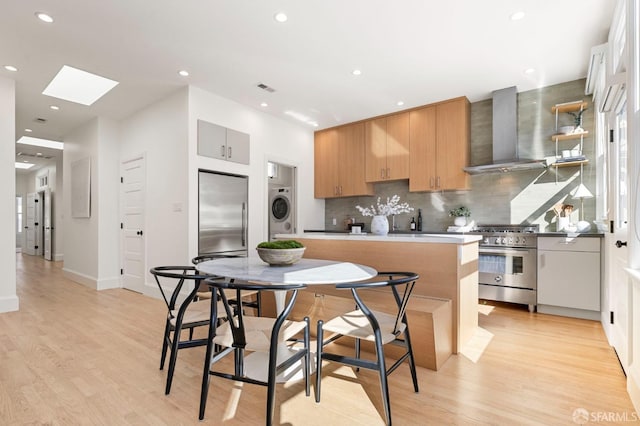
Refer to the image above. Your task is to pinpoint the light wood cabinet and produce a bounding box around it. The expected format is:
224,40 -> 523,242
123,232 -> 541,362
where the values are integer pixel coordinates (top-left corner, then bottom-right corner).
364,112 -> 410,182
314,123 -> 373,198
409,97 -> 470,192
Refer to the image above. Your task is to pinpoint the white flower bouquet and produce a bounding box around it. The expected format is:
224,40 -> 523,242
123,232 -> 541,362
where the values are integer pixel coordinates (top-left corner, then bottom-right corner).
356,195 -> 414,217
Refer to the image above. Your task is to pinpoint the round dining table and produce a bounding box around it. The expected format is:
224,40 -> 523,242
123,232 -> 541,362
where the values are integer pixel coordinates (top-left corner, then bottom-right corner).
196,256 -> 377,382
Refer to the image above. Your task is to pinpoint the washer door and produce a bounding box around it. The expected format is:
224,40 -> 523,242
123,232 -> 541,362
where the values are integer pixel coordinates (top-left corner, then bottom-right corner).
271,195 -> 290,222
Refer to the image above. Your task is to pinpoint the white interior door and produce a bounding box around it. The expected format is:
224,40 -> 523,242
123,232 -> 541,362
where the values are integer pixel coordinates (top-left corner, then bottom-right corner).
607,105 -> 630,373
43,188 -> 52,261
120,156 -> 146,293
24,192 -> 38,256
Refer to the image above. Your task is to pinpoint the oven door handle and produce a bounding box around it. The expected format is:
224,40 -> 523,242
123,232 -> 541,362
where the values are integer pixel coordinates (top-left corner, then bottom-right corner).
479,247 -> 534,256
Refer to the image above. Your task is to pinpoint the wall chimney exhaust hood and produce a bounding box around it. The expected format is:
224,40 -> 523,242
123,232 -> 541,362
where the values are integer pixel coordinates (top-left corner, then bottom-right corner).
464,86 -> 547,175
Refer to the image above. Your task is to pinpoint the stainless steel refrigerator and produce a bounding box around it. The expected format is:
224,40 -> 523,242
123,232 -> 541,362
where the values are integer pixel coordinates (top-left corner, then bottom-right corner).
198,170 -> 248,256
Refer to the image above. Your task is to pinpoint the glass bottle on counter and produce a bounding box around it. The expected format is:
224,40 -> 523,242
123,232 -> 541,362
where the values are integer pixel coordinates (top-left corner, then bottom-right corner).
410,217 -> 416,231
417,209 -> 423,232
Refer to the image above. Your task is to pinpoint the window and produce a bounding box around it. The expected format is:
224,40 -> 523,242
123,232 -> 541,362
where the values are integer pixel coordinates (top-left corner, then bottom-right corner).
16,196 -> 22,234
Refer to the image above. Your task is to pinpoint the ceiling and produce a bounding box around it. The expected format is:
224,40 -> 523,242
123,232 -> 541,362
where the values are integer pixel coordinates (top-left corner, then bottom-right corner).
4,1 -> 615,173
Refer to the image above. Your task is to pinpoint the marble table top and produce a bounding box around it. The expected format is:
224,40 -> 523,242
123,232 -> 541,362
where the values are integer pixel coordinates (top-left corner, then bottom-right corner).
196,257 -> 377,285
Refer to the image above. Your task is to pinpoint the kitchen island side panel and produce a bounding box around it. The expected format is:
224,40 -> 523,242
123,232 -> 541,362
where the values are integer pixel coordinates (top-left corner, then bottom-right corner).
295,237 -> 478,353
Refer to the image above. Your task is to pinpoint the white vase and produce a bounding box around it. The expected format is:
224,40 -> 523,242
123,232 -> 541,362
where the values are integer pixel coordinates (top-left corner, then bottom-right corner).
454,216 -> 467,227
370,215 -> 389,236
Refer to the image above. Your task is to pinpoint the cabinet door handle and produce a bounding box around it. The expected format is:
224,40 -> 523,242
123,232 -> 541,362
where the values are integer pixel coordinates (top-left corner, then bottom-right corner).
380,168 -> 384,179
430,177 -> 434,188
339,185 -> 343,195
386,168 -> 390,179
220,145 -> 226,157
540,252 -> 545,268
228,146 -> 232,158
436,176 -> 441,188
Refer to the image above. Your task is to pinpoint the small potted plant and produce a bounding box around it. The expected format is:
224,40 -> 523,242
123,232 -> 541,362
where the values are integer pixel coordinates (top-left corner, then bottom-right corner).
256,240 -> 305,266
449,206 -> 471,226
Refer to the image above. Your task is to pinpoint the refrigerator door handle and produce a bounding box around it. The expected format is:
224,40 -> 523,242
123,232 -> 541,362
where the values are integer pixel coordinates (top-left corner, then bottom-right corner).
241,202 -> 247,247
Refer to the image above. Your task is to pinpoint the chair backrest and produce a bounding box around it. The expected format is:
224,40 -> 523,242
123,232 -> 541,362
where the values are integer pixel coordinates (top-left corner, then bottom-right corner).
336,271 -> 419,335
150,266 -> 210,312
204,277 -> 306,349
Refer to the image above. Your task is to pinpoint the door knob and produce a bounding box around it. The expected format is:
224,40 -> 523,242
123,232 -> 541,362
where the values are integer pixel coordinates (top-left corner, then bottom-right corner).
136,230 -> 144,236
615,240 -> 627,248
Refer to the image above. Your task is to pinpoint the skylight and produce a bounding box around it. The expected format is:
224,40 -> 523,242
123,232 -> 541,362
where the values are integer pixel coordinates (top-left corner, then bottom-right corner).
15,162 -> 35,169
17,136 -> 64,150
42,65 -> 119,106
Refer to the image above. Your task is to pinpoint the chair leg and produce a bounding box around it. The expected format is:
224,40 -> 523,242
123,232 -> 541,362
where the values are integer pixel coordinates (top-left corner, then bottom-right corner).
304,317 -> 310,397
315,320 -> 324,403
266,330 -> 279,426
374,337 -> 392,426
160,320 -> 171,370
199,317 -> 217,420
256,291 -> 262,317
355,338 -> 361,372
403,327 -> 419,393
165,323 -> 183,395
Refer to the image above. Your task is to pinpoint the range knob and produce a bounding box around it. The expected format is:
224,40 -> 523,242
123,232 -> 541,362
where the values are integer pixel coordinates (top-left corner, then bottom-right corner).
521,237 -> 526,245
501,237 -> 507,244
515,237 -> 520,244
483,238 -> 490,244
494,237 -> 501,244
508,237 -> 514,245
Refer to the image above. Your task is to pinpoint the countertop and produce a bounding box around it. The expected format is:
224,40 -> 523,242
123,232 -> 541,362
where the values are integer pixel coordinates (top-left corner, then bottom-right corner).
279,232 -> 482,244
303,229 -> 605,238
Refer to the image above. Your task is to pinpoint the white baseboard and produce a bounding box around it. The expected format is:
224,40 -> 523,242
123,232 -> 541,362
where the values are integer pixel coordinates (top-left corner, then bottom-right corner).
628,364 -> 640,415
0,295 -> 20,313
54,253 -> 63,261
63,268 -> 97,289
96,277 -> 120,290
63,268 -> 121,291
15,247 -> 21,253
537,305 -> 600,321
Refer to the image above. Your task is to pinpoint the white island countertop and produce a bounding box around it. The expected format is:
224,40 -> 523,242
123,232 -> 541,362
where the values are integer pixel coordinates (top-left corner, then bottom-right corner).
277,232 -> 482,244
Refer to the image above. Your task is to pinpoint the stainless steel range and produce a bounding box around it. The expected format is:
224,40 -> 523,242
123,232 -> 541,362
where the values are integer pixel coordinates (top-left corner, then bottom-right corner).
471,224 -> 538,312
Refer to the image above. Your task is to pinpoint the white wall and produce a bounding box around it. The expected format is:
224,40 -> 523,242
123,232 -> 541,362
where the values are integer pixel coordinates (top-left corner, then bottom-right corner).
0,76 -> 18,312
62,118 -> 120,290
187,86 -> 324,260
119,88 -> 189,294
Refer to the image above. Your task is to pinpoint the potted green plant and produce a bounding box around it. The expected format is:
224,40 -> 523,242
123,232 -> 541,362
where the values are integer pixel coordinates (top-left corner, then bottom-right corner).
256,240 -> 305,266
448,206 -> 471,226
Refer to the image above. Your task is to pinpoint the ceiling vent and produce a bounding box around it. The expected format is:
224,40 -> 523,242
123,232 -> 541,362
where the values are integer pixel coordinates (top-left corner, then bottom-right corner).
17,152 -> 53,159
34,117 -> 47,123
257,82 -> 276,93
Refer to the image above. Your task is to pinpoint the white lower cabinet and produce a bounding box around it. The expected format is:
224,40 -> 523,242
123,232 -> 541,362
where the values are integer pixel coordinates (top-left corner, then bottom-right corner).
537,236 -> 601,320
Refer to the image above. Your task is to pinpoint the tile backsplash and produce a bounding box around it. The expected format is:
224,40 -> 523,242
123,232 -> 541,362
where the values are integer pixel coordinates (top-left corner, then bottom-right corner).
324,79 -> 595,233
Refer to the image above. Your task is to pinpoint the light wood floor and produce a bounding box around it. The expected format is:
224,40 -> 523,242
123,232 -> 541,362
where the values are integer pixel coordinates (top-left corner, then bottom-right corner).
1,254 -> 635,425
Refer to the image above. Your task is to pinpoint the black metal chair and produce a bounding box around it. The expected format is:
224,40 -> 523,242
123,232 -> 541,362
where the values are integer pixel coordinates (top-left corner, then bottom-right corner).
199,277 -> 311,425
192,254 -> 262,316
315,272 -> 420,426
150,266 -> 224,395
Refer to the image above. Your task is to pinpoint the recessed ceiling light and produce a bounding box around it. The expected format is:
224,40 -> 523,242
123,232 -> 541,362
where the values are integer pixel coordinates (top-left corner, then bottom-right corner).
24,128 -> 32,132
35,12 -> 54,23
260,102 -> 268,107
352,69 -> 362,76
42,65 -> 119,106
15,162 -> 35,169
49,105 -> 59,110
524,68 -> 536,74
178,70 -> 189,77
274,12 -> 288,23
510,11 -> 525,21
397,101 -> 405,106
17,136 -> 64,150
4,65 -> 17,72
309,122 -> 319,127
36,152 -> 43,156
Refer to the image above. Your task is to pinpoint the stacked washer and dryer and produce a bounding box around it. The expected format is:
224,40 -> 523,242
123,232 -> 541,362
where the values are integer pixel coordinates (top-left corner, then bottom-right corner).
269,187 -> 294,239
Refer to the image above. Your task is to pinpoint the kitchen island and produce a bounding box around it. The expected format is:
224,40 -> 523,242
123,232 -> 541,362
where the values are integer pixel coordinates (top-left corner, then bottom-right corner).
275,232 -> 481,357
